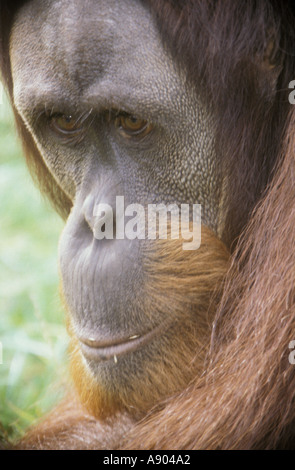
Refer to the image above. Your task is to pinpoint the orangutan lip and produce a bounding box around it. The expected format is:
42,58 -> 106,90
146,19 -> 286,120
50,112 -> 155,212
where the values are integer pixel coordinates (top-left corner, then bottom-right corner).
79,325 -> 164,362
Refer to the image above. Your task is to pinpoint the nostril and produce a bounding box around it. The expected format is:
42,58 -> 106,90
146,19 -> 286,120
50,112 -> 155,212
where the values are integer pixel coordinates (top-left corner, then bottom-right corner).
99,220 -> 116,235
82,194 -> 96,233
82,194 -> 117,240
93,202 -> 116,240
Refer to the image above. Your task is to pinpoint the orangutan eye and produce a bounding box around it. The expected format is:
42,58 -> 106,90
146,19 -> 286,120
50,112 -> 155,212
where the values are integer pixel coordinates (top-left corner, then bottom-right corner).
114,114 -> 153,139
49,114 -> 82,135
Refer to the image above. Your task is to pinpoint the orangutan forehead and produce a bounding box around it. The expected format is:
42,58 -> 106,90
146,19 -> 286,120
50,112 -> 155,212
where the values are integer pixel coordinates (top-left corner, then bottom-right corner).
9,0 -> 195,123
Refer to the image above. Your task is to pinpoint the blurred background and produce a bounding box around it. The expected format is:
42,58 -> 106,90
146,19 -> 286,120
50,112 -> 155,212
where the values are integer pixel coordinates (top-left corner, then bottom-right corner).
0,87 -> 68,441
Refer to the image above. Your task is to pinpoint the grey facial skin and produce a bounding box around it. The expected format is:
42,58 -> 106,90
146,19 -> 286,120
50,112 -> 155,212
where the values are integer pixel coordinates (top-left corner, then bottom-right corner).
9,0 -> 224,412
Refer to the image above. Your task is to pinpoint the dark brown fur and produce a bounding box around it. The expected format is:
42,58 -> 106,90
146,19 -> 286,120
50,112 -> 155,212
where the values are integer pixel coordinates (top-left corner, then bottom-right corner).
1,0 -> 295,450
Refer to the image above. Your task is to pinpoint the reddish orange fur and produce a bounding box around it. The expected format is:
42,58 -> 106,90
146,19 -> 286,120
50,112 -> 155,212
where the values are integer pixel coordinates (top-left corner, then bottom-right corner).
13,226 -> 229,450
15,114 -> 295,449
72,226 -> 229,415
121,110 -> 295,450
15,395 -> 133,450
1,0 -> 295,451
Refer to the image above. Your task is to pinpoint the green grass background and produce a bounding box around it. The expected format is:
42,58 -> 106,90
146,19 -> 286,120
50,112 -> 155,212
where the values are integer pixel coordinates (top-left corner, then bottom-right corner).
0,89 -> 68,442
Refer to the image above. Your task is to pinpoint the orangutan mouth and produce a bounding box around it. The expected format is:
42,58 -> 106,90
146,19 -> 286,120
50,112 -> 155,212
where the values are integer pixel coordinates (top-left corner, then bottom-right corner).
78,324 -> 166,362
